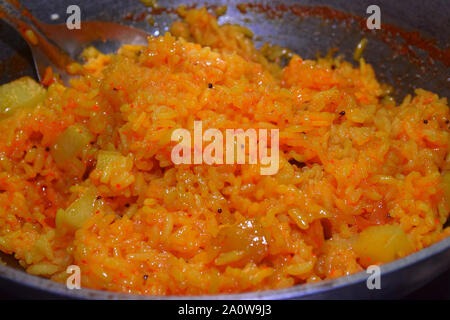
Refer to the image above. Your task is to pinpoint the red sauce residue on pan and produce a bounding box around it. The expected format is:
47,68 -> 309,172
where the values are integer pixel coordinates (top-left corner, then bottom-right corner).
244,3 -> 450,67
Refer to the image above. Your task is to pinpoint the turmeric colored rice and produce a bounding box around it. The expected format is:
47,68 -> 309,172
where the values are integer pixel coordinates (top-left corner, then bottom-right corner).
0,8 -> 449,295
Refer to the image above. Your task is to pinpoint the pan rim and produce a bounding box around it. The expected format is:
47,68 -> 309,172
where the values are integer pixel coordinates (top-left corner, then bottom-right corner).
0,236 -> 448,299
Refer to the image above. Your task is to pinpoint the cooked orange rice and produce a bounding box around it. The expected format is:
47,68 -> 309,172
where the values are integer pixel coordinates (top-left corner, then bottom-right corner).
0,8 -> 449,295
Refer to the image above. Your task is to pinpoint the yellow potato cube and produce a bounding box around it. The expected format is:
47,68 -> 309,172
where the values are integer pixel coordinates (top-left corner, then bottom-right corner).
0,77 -> 46,118
354,224 -> 414,267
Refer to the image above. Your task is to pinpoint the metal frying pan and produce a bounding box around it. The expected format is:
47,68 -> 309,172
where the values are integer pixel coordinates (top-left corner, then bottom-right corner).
0,0 -> 449,299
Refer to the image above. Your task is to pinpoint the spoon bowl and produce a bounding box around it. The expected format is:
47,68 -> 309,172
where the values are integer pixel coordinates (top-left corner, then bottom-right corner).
1,0 -> 149,83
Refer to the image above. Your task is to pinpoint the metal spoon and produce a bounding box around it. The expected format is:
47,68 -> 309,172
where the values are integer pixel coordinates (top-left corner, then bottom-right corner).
0,0 -> 149,84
